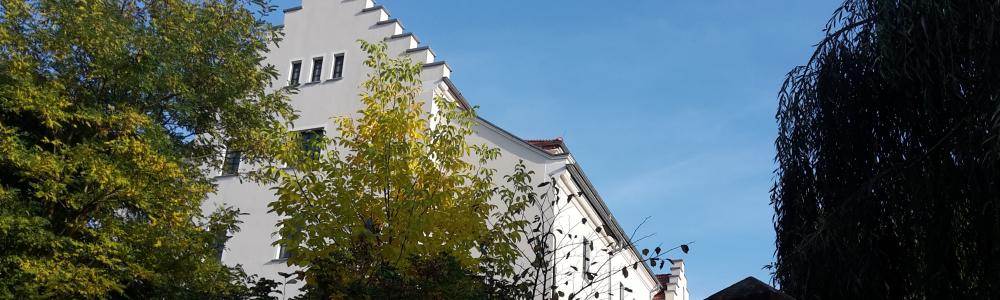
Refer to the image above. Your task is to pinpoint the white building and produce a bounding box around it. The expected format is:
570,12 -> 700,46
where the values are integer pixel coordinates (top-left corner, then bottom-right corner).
204,1 -> 687,298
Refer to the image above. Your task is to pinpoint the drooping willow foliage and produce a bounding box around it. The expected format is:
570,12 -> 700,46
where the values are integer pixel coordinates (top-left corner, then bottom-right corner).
773,1 -> 1000,299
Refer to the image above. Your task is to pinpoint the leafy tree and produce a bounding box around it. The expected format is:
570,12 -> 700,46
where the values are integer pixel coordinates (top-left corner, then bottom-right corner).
773,0 -> 1000,298
265,40 -> 522,298
0,0 -> 294,298
293,239 -> 498,300
267,40 -> 686,300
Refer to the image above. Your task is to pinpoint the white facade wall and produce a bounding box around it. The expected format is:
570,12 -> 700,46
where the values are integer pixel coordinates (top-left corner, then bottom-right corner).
546,171 -> 661,300
203,0 -> 661,298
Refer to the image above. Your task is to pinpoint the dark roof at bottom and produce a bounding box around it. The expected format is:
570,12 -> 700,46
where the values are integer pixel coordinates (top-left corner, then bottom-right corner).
705,277 -> 795,300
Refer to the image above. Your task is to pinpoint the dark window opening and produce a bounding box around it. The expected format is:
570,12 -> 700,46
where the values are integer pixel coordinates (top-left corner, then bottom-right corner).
213,230 -> 230,261
277,223 -> 302,260
311,57 -> 323,82
290,61 -> 302,85
582,238 -> 591,279
278,243 -> 293,260
332,54 -> 345,79
299,128 -> 325,159
221,148 -> 241,175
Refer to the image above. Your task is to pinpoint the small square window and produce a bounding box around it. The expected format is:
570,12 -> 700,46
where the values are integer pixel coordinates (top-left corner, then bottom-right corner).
299,128 -> 325,158
332,54 -> 345,79
289,61 -> 302,85
310,57 -> 323,83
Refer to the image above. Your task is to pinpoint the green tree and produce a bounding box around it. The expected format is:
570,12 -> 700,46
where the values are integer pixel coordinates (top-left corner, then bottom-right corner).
292,240 -> 499,300
265,40 -> 531,299
0,0 -> 294,298
773,0 -> 1000,298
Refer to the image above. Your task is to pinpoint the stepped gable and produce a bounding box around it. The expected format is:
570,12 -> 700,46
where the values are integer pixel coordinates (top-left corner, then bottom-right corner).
274,0 -> 662,296
355,1 -> 448,76
284,0 -> 449,79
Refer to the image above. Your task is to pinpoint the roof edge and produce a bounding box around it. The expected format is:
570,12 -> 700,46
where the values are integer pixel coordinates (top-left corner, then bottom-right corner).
474,117 -> 567,161
422,60 -> 448,69
360,5 -> 384,13
388,32 -> 420,44
566,163 -> 662,288
441,77 -> 473,112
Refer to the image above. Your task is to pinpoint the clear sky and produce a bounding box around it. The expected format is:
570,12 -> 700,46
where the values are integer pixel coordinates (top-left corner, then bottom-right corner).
265,1 -> 840,298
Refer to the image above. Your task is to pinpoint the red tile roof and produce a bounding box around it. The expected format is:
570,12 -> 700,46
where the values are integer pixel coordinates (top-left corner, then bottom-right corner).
654,292 -> 665,300
656,274 -> 675,285
652,274 -> 675,300
525,138 -> 566,155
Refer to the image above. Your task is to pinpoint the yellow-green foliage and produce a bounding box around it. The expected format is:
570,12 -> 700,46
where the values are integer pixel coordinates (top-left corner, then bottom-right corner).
0,0 -> 294,298
266,40 -> 512,283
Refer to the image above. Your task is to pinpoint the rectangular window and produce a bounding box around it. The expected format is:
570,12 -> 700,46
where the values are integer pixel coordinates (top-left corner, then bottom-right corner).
310,57 -> 323,82
213,229 -> 230,261
299,128 -> 325,159
277,244 -> 293,260
221,148 -> 241,175
582,238 -> 591,279
332,53 -> 345,79
276,223 -> 296,260
290,61 -> 302,85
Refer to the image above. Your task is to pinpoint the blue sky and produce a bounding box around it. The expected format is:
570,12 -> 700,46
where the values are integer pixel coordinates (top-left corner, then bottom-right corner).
265,1 -> 840,298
